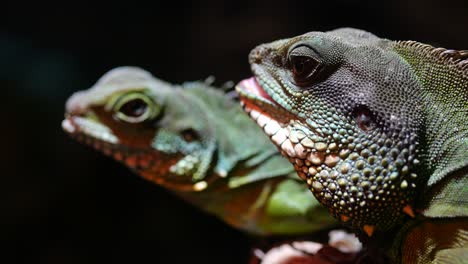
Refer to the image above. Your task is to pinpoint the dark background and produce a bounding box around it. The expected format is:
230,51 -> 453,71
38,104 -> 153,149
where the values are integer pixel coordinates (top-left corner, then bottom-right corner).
2,0 -> 467,263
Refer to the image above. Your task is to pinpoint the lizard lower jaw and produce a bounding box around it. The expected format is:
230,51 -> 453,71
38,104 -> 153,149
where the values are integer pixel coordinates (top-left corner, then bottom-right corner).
242,103 -> 342,176
62,116 -> 119,144
62,116 -> 161,172
63,116 -> 211,192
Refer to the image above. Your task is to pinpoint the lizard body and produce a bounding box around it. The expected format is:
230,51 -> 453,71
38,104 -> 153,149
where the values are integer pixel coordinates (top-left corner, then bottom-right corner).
62,67 -> 335,236
236,28 -> 467,262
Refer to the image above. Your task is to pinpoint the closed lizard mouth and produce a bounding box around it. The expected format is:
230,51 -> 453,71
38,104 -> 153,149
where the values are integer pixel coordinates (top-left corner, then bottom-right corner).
62,116 -> 119,144
62,115 -> 212,192
61,115 -> 155,169
62,116 -> 126,160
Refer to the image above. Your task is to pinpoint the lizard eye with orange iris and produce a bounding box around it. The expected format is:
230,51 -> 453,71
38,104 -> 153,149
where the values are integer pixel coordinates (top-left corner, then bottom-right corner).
289,46 -> 321,85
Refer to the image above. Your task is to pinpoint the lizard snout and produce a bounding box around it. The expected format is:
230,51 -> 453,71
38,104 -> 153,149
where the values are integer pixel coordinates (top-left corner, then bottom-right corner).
65,90 -> 89,117
249,45 -> 272,64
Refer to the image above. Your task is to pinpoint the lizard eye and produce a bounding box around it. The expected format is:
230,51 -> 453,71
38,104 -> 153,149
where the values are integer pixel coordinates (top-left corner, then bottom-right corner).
120,98 -> 148,117
289,45 -> 322,85
112,92 -> 161,123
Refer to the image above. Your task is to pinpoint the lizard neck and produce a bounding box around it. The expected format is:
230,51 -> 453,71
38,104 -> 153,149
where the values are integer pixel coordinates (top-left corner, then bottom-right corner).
183,83 -> 279,177
393,41 -> 468,186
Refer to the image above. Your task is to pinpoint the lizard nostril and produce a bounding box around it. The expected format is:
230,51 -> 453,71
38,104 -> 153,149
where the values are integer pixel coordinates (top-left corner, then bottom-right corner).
65,90 -> 89,117
249,49 -> 262,64
249,45 -> 271,64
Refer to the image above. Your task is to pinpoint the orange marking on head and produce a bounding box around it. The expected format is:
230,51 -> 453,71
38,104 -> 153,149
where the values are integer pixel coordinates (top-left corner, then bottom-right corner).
340,215 -> 350,222
403,205 -> 415,218
363,225 -> 375,237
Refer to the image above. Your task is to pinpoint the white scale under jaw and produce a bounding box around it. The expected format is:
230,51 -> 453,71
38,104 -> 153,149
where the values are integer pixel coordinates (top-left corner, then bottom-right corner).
245,104 -> 340,160
62,116 -> 119,144
242,103 -> 346,189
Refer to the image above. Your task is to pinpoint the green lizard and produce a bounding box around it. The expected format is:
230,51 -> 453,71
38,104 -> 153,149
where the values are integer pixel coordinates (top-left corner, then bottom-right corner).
236,28 -> 467,263
62,66 -> 335,236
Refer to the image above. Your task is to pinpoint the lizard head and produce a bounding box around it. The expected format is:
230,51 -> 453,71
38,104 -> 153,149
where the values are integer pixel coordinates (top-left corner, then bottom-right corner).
63,67 -> 217,192
237,28 -> 425,235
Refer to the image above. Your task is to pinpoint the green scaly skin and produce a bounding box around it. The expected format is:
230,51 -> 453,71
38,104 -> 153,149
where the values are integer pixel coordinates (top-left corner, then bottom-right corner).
236,28 -> 467,262
62,67 -> 335,236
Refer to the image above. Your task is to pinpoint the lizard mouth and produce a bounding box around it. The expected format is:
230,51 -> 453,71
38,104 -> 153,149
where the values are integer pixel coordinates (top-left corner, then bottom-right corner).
236,77 -> 341,183
236,77 -> 275,106
236,77 -> 293,148
235,77 -> 291,119
62,116 -> 119,145
61,115 -> 164,172
62,115 -> 213,192
61,115 -> 151,167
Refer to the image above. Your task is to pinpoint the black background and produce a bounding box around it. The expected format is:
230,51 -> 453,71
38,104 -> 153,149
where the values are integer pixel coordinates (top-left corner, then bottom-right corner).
3,0 -> 467,263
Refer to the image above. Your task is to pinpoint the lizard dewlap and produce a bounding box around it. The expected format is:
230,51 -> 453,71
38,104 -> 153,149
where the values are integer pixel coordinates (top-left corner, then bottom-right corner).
236,28 -> 468,236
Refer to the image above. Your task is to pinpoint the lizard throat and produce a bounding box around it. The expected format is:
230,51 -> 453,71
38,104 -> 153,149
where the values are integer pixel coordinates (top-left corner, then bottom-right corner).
237,76 -> 419,232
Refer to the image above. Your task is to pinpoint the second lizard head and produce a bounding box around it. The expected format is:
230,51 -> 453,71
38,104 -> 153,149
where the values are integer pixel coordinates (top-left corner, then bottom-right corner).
63,67 -> 219,192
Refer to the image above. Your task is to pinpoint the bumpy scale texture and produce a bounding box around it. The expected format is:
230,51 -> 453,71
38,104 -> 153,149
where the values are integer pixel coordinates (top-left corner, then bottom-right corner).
237,28 -> 467,236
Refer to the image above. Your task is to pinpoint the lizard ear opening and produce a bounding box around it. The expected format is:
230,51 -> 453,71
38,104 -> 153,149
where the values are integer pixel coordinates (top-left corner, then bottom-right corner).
181,128 -> 200,143
112,92 -> 161,123
352,105 -> 376,132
